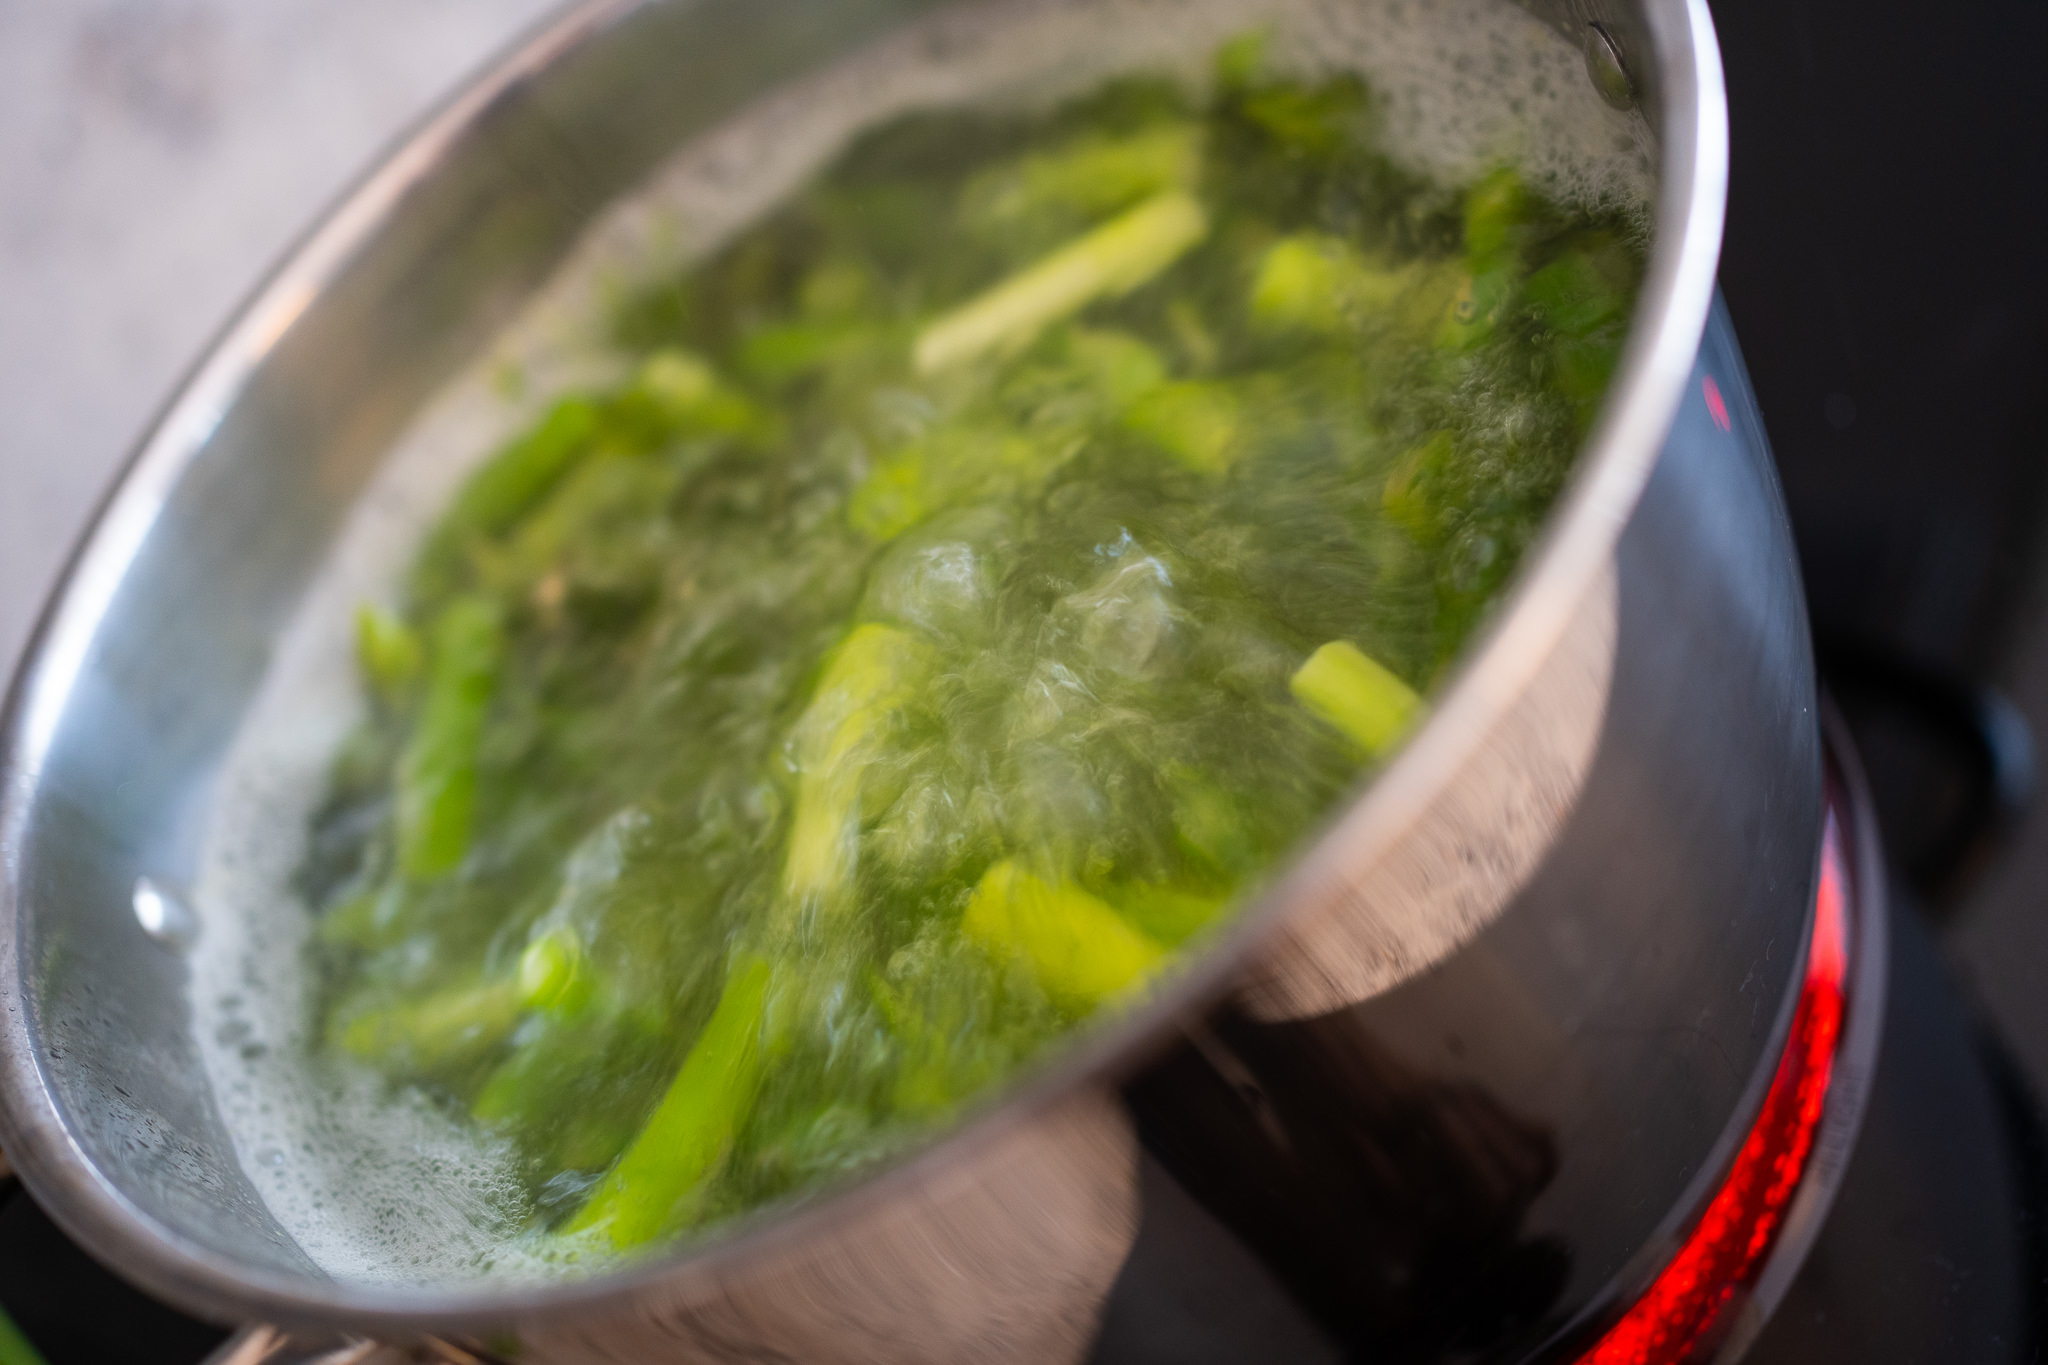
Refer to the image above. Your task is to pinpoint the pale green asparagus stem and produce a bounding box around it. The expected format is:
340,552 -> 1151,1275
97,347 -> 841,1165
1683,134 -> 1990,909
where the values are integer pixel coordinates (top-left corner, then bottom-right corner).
396,598 -> 502,880
518,926 -> 594,1017
338,979 -> 524,1075
1290,641 -> 1422,758
561,623 -> 926,1245
568,955 -> 773,1248
354,604 -> 422,709
1249,233 -> 1428,337
0,1298 -> 48,1365
963,861 -> 1164,1011
337,928 -> 592,1074
913,190 -> 1208,374
782,623 -> 928,908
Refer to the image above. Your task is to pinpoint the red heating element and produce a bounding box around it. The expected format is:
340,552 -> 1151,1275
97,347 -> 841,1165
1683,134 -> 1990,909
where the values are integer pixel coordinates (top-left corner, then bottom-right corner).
1702,375 -> 1733,432
1572,811 -> 1851,1365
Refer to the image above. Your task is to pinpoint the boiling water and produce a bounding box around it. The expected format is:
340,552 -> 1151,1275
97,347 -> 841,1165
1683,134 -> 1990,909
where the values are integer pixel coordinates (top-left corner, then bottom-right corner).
192,0 -> 1654,1285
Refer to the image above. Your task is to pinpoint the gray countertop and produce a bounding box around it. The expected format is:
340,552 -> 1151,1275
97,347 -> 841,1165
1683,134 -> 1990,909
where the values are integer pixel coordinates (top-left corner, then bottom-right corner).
0,0 -> 558,685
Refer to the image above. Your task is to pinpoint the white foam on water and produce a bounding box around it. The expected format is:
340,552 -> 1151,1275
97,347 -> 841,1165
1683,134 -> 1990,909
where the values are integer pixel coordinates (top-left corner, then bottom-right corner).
191,371 -> 554,1283
191,0 -> 1653,1286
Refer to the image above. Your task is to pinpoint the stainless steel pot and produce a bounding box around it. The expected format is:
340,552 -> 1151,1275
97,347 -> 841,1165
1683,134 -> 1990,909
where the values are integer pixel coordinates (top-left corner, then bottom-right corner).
0,0 -> 1843,1360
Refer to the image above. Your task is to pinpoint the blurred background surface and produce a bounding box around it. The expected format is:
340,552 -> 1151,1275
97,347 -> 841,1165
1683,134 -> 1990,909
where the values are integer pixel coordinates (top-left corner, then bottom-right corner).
0,0 -> 556,683
1,0 -> 2045,1358
0,9 -> 556,1350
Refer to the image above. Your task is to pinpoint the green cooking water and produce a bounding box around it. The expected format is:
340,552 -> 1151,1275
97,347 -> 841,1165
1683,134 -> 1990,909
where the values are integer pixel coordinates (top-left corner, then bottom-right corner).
297,36 -> 1640,1259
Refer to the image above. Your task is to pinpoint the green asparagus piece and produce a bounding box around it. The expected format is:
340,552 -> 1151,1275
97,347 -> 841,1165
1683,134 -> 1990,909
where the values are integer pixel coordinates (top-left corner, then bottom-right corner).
337,978 -> 525,1076
1438,167 -> 1530,351
449,399 -> 601,539
569,955 -> 773,1247
1290,640 -> 1422,758
1067,327 -> 1169,407
1462,166 -> 1529,269
1250,234 -> 1418,334
965,123 -> 1202,229
631,348 -> 770,438
1524,240 -> 1637,417
913,190 -> 1209,374
395,598 -> 502,880
1380,431 -> 1452,540
336,928 -> 597,1076
0,1300 -> 48,1365
1524,251 -> 1629,340
353,604 -> 422,709
782,624 -> 929,908
519,927 -> 595,1019
1124,380 -> 1240,471
963,861 -> 1165,1012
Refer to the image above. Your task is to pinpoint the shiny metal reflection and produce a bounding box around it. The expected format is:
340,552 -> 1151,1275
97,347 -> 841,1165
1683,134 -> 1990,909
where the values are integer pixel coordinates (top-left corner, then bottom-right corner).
132,876 -> 199,952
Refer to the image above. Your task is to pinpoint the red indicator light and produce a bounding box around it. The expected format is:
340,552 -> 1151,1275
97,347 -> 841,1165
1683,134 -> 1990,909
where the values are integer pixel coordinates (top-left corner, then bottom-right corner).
1703,376 -> 1732,432
1571,813 -> 1850,1365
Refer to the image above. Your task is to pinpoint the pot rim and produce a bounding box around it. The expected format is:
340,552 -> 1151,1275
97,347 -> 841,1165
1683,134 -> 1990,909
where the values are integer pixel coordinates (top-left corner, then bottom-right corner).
0,0 -> 1727,1333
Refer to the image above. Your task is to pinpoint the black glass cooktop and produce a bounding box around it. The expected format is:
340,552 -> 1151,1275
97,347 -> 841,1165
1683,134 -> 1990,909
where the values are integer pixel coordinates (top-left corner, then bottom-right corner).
0,1182 -> 227,1364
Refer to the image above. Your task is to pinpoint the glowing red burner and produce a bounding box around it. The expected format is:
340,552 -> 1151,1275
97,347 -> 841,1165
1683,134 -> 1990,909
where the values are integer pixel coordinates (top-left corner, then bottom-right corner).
1703,375 -> 1732,432
1572,813 -> 1851,1365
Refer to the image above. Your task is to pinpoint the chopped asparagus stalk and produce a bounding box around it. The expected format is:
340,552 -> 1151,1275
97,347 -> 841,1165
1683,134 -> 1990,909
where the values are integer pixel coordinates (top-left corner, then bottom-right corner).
1523,239 -> 1636,415
1436,168 -> 1531,352
447,398 -> 601,539
913,190 -> 1209,374
631,348 -> 769,437
1124,380 -> 1240,471
1523,251 -> 1629,339
337,978 -> 525,1076
1437,270 -> 1511,351
1250,234 -> 1416,334
1290,640 -> 1422,758
1462,166 -> 1528,269
634,349 -> 717,410
338,930 -> 600,1075
1380,432 -> 1451,539
962,861 -> 1164,1011
353,605 -> 422,709
968,123 -> 1202,228
782,624 -> 929,907
569,955 -> 774,1247
784,767 -> 864,909
519,927 -> 594,1018
1067,327 -> 1169,408
395,599 -> 502,880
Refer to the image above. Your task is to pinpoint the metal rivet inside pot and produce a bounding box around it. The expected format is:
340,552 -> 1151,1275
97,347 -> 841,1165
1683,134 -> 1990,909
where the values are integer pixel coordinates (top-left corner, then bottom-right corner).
1585,22 -> 1636,110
